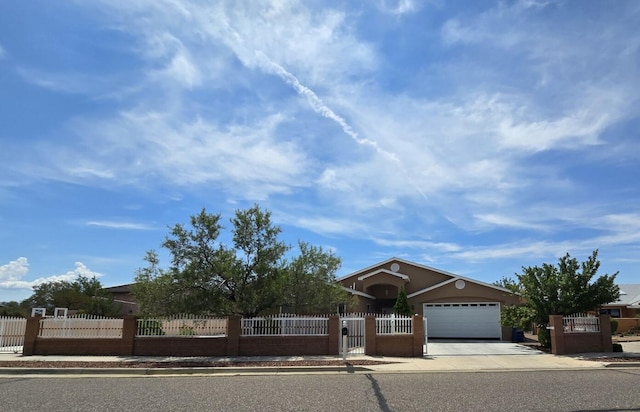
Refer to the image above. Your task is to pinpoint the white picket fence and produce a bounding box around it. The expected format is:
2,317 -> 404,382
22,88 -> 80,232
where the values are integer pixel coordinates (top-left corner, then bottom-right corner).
0,316 -> 26,353
563,313 -> 600,333
376,314 -> 413,335
242,314 -> 329,336
39,315 -> 123,338
136,315 -> 227,337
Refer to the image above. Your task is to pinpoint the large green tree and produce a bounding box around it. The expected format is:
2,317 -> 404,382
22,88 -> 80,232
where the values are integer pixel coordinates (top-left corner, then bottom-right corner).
501,250 -> 619,347
283,241 -> 350,314
0,301 -> 30,317
134,205 -> 350,317
22,275 -> 120,316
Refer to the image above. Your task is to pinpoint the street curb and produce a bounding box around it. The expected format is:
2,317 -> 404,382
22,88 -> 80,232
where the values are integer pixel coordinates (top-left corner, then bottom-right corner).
602,362 -> 640,368
0,365 -> 373,376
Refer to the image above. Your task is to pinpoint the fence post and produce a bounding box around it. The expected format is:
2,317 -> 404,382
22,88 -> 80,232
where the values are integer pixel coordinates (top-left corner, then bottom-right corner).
226,316 -> 241,356
328,315 -> 339,356
364,316 -> 376,356
122,316 -> 137,356
22,316 -> 41,356
549,315 -> 564,355
413,314 -> 424,357
599,314 -> 612,353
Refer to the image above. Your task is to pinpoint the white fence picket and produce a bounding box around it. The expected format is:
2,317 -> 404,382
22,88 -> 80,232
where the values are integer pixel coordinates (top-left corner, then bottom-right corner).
241,315 -> 329,336
39,315 -> 123,338
562,313 -> 600,333
136,315 -> 227,337
376,314 -> 413,334
0,316 -> 26,353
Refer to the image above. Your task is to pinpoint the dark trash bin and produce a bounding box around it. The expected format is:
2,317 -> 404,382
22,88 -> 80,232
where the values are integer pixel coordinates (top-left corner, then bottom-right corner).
511,328 -> 525,342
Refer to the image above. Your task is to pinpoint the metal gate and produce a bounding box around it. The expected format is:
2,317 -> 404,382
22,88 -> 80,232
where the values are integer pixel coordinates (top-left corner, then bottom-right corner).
339,317 -> 365,356
0,317 -> 26,354
423,317 -> 428,356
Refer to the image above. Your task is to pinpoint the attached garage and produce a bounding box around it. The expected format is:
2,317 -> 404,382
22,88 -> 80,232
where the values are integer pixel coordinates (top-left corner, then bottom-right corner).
424,302 -> 502,339
339,258 -> 521,341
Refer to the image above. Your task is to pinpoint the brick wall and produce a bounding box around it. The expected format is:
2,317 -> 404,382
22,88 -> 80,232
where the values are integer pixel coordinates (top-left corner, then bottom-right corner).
23,314 -> 424,358
549,314 -> 613,355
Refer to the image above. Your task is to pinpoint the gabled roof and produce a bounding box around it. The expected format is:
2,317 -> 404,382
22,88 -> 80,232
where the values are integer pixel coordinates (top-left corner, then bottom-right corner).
605,284 -> 640,307
339,256 -> 515,296
341,286 -> 376,300
357,269 -> 410,282
103,283 -> 134,293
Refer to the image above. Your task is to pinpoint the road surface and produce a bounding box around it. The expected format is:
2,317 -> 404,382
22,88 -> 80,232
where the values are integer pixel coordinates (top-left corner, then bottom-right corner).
2,369 -> 639,411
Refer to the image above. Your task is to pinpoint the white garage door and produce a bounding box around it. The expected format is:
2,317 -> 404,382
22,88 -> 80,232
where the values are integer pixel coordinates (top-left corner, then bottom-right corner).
423,302 -> 501,339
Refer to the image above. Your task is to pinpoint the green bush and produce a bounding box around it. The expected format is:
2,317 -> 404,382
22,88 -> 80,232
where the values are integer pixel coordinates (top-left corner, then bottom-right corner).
612,343 -> 623,353
139,319 -> 165,336
537,327 -> 551,349
610,319 -> 618,335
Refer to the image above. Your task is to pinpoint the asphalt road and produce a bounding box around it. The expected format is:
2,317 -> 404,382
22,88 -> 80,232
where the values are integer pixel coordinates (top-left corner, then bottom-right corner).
2,369 -> 639,411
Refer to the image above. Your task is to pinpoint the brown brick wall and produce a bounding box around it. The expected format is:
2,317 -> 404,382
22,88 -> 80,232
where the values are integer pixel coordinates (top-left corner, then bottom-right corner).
34,339 -> 127,356
133,337 -> 228,356
239,336 -> 331,356
375,335 -> 414,357
24,314 -> 425,358
549,314 -> 613,355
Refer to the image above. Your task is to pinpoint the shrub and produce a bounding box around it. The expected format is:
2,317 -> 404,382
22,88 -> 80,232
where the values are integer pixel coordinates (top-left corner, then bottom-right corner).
139,319 -> 165,336
610,319 -> 618,335
612,343 -> 623,353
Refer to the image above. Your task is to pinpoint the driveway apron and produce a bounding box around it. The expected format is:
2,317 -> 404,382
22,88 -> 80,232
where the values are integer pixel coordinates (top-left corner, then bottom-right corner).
426,340 -> 543,356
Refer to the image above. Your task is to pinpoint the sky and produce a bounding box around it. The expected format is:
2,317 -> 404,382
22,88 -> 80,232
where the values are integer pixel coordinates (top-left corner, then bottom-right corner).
1,0 -> 639,303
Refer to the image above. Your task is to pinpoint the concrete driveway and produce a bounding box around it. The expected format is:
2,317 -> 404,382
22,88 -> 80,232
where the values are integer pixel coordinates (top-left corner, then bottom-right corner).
425,340 -> 543,356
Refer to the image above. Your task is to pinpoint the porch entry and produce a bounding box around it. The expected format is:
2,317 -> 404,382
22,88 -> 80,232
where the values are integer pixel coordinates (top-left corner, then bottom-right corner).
339,316 -> 365,355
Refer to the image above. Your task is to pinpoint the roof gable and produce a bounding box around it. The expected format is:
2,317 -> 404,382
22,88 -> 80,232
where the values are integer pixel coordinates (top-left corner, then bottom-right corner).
339,257 -> 516,297
357,269 -> 410,282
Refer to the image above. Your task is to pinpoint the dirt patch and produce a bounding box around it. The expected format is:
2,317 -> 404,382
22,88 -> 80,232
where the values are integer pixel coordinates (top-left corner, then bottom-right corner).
584,357 -> 640,363
0,359 -> 395,369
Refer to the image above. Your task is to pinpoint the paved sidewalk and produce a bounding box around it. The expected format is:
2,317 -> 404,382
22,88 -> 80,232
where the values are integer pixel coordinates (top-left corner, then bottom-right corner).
0,351 -> 634,376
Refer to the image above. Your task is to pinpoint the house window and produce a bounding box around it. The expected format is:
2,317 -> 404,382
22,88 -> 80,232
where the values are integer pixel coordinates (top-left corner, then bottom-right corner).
600,308 -> 621,318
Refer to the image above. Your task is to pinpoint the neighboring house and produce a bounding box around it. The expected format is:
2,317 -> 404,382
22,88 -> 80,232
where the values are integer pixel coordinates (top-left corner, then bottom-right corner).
102,283 -> 138,315
600,284 -> 640,318
339,257 -> 520,340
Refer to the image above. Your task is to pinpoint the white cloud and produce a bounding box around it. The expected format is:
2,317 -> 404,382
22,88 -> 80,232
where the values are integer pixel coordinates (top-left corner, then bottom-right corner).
378,0 -> 422,16
0,259 -> 103,291
0,257 -> 29,282
86,221 -> 155,230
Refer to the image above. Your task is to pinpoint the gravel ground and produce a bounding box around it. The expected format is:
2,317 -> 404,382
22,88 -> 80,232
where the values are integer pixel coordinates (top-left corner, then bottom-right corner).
0,359 -> 394,368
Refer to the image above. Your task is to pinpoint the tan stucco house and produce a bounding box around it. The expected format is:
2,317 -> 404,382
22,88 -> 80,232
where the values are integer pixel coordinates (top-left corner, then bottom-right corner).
600,284 -> 640,318
339,257 -> 520,340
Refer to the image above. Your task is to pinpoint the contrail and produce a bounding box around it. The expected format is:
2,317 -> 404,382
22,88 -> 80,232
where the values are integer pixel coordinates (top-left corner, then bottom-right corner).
255,51 -> 398,162
254,50 -> 428,201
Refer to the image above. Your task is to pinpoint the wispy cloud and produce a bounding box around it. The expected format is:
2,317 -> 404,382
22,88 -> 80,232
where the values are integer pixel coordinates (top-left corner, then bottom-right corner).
86,221 -> 155,230
2,0 -> 639,287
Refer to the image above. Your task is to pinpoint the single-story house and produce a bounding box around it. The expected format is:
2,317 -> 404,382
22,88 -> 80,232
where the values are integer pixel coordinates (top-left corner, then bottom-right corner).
102,283 -> 138,315
600,284 -> 640,318
338,257 -> 520,340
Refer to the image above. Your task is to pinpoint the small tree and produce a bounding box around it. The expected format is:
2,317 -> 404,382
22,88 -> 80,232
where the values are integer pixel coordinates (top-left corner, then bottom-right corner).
393,287 -> 412,316
22,275 -> 120,316
512,250 -> 619,348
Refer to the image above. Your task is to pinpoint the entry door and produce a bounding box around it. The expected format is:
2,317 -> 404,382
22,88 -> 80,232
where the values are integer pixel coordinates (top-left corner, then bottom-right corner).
423,303 -> 501,339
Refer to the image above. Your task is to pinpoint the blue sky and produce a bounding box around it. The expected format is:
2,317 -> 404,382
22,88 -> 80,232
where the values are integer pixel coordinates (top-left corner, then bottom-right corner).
1,0 -> 639,302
